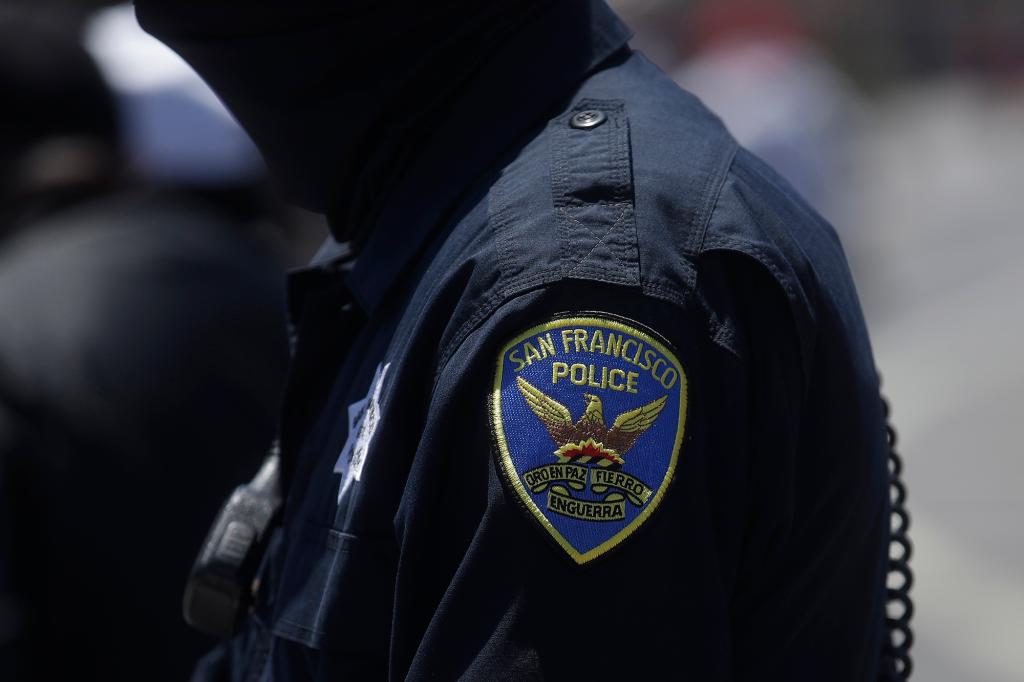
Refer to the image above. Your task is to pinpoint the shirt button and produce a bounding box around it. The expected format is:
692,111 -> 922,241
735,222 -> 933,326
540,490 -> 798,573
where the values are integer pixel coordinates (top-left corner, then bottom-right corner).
570,109 -> 607,130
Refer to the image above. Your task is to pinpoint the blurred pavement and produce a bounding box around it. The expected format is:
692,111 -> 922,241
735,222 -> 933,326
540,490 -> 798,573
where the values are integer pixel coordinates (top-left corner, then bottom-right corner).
848,79 -> 1024,682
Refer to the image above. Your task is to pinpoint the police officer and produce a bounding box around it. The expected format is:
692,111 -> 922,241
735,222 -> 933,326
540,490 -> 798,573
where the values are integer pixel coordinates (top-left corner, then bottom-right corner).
138,1 -> 891,679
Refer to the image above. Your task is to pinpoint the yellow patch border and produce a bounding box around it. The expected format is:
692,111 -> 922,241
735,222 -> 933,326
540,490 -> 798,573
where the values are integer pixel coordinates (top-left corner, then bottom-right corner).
491,315 -> 688,565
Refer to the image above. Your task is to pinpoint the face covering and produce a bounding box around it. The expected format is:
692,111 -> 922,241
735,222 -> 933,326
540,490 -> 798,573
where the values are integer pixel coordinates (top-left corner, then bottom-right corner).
136,2 -> 554,231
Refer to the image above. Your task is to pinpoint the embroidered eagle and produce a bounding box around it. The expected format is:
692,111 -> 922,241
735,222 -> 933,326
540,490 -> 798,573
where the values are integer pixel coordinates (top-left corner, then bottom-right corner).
515,376 -> 667,467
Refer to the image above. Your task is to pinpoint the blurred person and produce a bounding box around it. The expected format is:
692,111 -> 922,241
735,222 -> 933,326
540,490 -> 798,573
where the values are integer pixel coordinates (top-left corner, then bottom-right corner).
672,0 -> 861,226
138,1 -> 893,680
0,9 -> 120,240
0,7 -> 289,680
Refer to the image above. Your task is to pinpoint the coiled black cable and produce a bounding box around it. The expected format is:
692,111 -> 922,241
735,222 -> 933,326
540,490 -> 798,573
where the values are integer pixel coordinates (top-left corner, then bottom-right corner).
879,393 -> 914,680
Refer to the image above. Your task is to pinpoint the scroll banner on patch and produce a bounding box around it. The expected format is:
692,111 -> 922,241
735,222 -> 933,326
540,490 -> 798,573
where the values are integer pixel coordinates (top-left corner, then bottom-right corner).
491,313 -> 687,564
547,486 -> 626,522
522,464 -> 653,507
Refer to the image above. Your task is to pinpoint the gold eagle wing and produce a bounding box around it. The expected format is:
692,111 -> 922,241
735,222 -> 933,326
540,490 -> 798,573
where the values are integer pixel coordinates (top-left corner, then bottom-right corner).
515,376 -> 575,445
605,395 -> 669,455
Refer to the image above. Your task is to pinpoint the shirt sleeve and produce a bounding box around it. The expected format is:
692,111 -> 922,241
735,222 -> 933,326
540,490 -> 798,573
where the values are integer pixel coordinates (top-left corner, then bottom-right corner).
382,268 -> 886,680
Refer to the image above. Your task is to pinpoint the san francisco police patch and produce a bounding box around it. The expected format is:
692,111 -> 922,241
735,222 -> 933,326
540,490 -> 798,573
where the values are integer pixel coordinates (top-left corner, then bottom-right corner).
491,314 -> 687,564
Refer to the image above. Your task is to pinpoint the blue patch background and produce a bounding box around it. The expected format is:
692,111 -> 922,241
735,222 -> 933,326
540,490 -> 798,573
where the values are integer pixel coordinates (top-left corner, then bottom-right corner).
498,321 -> 683,557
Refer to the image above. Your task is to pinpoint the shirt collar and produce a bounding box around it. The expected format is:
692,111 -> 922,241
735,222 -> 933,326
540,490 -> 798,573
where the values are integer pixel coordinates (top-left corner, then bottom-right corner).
343,0 -> 632,315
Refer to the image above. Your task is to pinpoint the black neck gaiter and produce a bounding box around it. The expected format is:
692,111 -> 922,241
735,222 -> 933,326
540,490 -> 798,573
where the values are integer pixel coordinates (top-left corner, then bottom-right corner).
135,2 -> 555,241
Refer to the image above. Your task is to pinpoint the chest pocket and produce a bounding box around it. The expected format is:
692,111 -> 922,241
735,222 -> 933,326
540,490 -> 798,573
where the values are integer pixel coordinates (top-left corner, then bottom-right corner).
269,522 -> 397,662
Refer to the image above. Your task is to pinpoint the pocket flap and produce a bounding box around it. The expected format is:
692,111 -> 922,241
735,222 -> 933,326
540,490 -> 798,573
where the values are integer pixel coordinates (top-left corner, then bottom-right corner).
271,525 -> 397,656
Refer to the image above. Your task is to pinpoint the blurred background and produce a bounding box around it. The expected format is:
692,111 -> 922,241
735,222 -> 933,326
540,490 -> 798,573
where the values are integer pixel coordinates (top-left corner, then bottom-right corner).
0,0 -> 1021,679
0,1 -> 323,679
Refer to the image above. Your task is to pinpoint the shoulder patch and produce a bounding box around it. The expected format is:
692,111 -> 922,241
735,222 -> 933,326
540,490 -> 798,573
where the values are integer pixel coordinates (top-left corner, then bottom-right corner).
490,314 -> 687,564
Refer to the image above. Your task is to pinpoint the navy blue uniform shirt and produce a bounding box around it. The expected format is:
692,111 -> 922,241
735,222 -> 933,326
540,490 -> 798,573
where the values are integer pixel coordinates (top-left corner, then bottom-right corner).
139,2 -> 890,679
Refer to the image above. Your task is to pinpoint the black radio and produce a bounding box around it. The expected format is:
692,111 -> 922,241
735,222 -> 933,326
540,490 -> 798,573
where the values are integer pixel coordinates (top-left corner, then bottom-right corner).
182,447 -> 282,638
